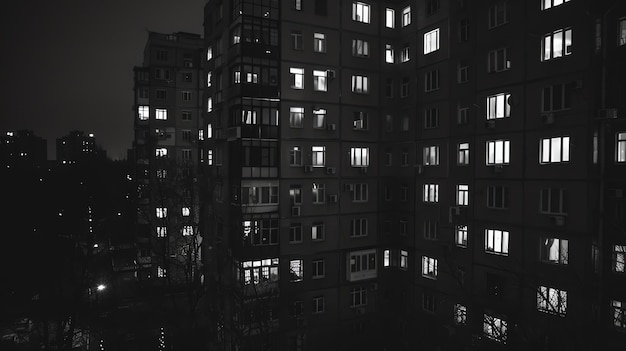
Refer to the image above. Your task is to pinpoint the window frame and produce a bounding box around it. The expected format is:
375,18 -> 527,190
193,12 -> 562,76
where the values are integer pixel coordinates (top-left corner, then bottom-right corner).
352,1 -> 371,23
486,139 -> 511,165
485,229 -> 510,256
422,256 -> 438,279
424,28 -> 440,54
539,136 -> 570,164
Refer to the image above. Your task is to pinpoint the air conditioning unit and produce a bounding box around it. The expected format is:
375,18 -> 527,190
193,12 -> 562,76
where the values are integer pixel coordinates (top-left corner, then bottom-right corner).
326,167 -> 336,174
598,108 -> 618,119
542,113 -> 555,125
485,120 -> 496,129
327,123 -> 336,131
304,165 -> 313,173
327,69 -> 336,79
328,194 -> 338,203
291,206 -> 301,217
551,215 -> 565,226
355,307 -> 365,316
344,183 -> 354,192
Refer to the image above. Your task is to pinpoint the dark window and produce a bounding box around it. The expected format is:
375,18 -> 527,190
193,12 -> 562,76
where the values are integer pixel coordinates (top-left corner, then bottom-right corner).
315,0 -> 327,15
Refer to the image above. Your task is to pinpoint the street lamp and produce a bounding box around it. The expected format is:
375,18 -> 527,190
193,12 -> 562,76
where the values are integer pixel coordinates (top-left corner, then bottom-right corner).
96,284 -> 106,292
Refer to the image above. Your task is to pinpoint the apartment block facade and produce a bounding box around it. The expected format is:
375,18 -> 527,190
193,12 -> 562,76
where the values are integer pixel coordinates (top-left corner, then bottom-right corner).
200,0 -> 626,350
132,32 -> 205,284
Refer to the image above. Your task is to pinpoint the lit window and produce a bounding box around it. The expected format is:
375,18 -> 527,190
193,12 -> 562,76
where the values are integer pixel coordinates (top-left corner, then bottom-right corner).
157,266 -> 167,278
424,28 -> 440,54
313,33 -> 326,53
241,258 -> 279,284
400,250 -> 408,269
352,2 -> 370,23
401,6 -> 411,26
540,136 -> 570,164
156,226 -> 167,238
312,182 -> 325,204
542,28 -> 573,61
350,218 -> 368,237
353,112 -> 368,130
289,107 -> 304,128
312,146 -> 326,167
182,207 -> 191,217
313,296 -> 324,313
540,237 -> 568,264
313,108 -> 326,129
385,8 -> 395,28
456,225 -> 468,247
616,133 -> 626,163
401,44 -> 410,62
458,143 -> 470,165
540,188 -> 567,214
312,222 -> 325,240
241,109 -> 257,125
424,70 -> 439,92
383,249 -> 391,267
423,146 -> 439,166
289,185 -> 302,205
485,229 -> 509,256
207,149 -> 213,165
385,44 -> 395,63
483,314 -> 507,343
614,245 -> 626,272
486,140 -> 510,165
487,48 -> 510,72
486,93 -> 511,119
289,223 -> 303,243
422,256 -> 438,279
290,67 -> 304,89
423,184 -> 439,203
290,146 -> 302,166
182,225 -> 193,236
541,0 -> 570,10
207,97 -> 213,112
138,106 -> 149,120
313,70 -> 327,91
352,39 -> 369,57
617,17 -> 626,46
612,300 -> 626,329
350,286 -> 367,307
291,31 -> 303,50
351,75 -> 369,93
155,148 -> 168,158
350,147 -> 369,167
206,46 -> 213,60
155,108 -> 167,120
233,69 -> 241,84
455,304 -> 467,325
487,186 -> 508,209
242,219 -> 269,245
488,1 -> 507,28
241,186 -> 279,205
289,259 -> 303,282
294,0 -> 302,11
349,249 -> 377,281
457,185 -> 469,206
156,207 -> 167,219
537,286 -> 568,316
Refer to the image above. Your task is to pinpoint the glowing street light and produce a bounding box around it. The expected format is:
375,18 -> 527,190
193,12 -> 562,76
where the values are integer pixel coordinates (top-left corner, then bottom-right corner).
96,284 -> 106,292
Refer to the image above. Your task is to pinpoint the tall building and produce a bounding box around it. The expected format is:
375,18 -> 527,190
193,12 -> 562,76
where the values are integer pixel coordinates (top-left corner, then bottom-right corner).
132,31 -> 205,285
201,0 -> 625,350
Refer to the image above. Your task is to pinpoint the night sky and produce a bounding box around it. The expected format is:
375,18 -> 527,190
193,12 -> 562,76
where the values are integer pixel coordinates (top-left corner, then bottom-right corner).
0,0 -> 206,160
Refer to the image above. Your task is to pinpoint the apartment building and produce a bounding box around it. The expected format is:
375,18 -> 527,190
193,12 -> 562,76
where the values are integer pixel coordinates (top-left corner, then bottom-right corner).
131,31 -> 205,284
0,130 -> 47,168
201,1 -> 626,350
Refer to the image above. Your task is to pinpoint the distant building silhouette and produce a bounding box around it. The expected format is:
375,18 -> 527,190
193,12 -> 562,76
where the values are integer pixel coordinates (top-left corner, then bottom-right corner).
0,130 -> 47,168
56,130 -> 106,164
